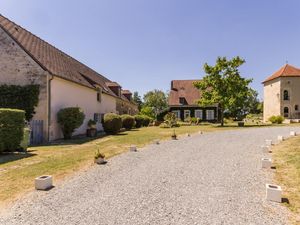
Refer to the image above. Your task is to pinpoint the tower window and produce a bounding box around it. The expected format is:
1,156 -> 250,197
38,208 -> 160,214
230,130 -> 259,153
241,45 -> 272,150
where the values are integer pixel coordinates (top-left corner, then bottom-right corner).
283,90 -> 289,100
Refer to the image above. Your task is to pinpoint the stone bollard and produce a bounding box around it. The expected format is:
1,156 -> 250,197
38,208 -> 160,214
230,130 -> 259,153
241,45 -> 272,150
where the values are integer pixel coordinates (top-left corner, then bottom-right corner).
261,158 -> 272,169
266,184 -> 282,203
261,145 -> 271,153
35,175 -> 53,190
277,136 -> 284,141
130,145 -> 137,152
290,131 -> 296,136
265,139 -> 273,146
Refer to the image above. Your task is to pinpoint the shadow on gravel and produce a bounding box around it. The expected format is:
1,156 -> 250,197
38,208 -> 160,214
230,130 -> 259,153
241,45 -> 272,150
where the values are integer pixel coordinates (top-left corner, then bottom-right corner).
282,198 -> 290,204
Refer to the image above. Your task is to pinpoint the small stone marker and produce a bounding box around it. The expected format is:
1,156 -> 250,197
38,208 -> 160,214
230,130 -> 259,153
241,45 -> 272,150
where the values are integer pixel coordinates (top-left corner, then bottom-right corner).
198,131 -> 203,134
277,135 -> 284,141
261,158 -> 272,169
153,139 -> 160,145
261,145 -> 271,153
265,139 -> 272,146
130,145 -> 137,152
186,133 -> 191,137
290,131 -> 296,136
266,184 -> 282,203
35,175 -> 53,190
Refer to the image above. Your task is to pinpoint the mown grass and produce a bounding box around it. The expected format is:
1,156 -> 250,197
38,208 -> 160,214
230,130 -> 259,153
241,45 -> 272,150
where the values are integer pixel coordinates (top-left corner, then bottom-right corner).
272,136 -> 300,224
0,122 -> 297,207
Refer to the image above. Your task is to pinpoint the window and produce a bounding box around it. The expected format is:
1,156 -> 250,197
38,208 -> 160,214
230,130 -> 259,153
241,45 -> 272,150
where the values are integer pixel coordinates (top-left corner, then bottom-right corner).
172,110 -> 180,119
283,107 -> 289,118
206,110 -> 215,120
184,110 -> 190,119
96,88 -> 102,102
295,105 -> 299,111
179,97 -> 186,105
195,110 -> 203,119
283,90 -> 289,100
94,113 -> 105,123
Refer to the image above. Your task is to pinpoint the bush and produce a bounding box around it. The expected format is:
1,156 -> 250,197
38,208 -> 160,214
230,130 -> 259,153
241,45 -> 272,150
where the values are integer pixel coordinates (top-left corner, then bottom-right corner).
134,115 -> 144,128
156,108 -> 169,122
142,115 -> 151,127
164,112 -> 178,127
0,108 -> 25,153
121,114 -> 135,130
103,113 -> 122,134
57,107 -> 85,139
159,122 -> 171,128
269,115 -> 284,124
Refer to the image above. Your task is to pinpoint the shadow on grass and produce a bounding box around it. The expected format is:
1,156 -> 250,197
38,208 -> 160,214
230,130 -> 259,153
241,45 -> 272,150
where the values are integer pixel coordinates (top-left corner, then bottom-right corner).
0,150 -> 37,165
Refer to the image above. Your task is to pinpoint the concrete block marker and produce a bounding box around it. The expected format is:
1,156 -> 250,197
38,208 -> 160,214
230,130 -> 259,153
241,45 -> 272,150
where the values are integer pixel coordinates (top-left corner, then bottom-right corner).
153,139 -> 160,145
186,133 -> 191,137
261,158 -> 272,169
130,145 -> 137,152
198,131 -> 203,134
277,136 -> 284,141
290,131 -> 296,136
266,184 -> 282,203
35,175 -> 53,190
261,145 -> 271,153
265,139 -> 273,146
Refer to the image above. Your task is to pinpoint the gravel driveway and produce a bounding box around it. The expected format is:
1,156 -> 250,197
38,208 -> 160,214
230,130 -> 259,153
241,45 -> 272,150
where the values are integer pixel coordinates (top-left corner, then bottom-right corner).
1,126 -> 299,225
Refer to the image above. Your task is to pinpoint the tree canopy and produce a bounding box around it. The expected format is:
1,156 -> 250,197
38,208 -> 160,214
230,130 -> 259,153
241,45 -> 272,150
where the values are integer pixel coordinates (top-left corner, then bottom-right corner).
133,91 -> 143,111
194,56 -> 253,126
142,89 -> 168,117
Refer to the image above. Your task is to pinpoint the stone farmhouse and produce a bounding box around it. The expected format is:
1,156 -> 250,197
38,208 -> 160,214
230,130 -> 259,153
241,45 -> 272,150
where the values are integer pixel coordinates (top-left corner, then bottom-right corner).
0,14 -> 138,142
263,64 -> 300,122
168,80 -> 220,122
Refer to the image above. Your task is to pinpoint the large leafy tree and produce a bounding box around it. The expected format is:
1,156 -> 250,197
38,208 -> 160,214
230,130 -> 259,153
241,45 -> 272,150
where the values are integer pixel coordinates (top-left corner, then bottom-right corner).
133,91 -> 143,111
194,56 -> 253,126
143,89 -> 168,117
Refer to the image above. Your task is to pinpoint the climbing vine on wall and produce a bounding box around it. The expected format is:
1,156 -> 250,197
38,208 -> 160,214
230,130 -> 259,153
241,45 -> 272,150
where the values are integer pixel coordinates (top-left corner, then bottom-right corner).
0,85 -> 40,121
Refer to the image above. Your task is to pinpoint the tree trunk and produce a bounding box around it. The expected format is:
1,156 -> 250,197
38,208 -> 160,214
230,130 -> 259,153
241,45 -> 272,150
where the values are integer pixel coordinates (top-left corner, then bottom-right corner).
220,107 -> 224,127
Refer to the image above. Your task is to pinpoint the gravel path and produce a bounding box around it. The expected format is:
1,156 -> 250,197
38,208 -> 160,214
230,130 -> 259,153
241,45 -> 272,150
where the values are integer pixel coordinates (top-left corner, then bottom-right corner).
1,126 -> 299,225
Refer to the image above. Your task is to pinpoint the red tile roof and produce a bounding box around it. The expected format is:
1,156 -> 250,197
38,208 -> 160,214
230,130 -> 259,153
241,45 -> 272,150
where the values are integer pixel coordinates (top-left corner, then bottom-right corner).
0,14 -> 128,97
263,64 -> 300,83
121,90 -> 132,94
169,80 -> 201,106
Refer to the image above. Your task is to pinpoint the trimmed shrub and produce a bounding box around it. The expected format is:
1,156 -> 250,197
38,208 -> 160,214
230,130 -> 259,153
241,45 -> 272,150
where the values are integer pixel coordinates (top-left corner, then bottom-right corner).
57,107 -> 85,139
103,113 -> 122,134
121,114 -> 135,130
269,115 -> 284,124
141,115 -> 151,127
134,115 -> 144,128
164,112 -> 178,127
0,108 -> 25,153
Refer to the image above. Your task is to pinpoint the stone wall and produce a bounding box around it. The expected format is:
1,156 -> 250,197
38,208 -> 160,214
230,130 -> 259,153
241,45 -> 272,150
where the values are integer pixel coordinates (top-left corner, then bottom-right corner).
0,27 -> 49,140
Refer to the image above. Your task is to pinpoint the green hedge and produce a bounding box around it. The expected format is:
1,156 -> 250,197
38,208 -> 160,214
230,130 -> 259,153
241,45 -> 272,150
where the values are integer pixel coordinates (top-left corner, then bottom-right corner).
0,108 -> 25,153
269,115 -> 284,124
57,107 -> 85,139
103,113 -> 122,134
0,85 -> 39,121
134,115 -> 144,128
121,114 -> 135,130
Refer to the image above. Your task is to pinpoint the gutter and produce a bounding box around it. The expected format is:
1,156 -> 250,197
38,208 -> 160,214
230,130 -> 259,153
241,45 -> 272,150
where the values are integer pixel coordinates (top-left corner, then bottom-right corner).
47,74 -> 54,142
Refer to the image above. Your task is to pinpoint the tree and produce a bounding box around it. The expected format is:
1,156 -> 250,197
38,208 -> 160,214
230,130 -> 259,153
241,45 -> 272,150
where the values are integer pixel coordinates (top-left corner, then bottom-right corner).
140,106 -> 155,118
133,91 -> 143,111
143,89 -> 168,117
194,56 -> 253,126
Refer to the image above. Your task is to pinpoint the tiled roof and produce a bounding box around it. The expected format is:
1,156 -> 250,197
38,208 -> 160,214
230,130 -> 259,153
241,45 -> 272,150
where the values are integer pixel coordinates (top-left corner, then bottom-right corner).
0,14 -> 122,97
106,82 -> 121,87
263,64 -> 300,83
121,90 -> 132,94
169,80 -> 201,106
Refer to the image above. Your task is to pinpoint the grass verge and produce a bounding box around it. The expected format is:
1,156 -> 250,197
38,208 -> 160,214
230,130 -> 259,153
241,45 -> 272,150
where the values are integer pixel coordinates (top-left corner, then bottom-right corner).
272,136 -> 300,224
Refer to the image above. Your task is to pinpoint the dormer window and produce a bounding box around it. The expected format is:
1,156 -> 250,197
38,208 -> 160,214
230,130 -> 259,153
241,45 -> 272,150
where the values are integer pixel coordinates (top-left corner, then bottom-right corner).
96,87 -> 102,102
179,97 -> 186,105
283,90 -> 289,100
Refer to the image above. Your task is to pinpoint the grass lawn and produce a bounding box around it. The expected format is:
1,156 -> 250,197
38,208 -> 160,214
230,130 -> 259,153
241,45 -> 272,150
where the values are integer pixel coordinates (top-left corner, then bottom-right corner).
0,122 -> 297,207
272,136 -> 300,224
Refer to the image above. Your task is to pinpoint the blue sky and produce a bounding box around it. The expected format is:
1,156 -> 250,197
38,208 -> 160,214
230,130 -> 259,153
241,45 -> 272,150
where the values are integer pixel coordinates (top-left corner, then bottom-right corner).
1,0 -> 300,99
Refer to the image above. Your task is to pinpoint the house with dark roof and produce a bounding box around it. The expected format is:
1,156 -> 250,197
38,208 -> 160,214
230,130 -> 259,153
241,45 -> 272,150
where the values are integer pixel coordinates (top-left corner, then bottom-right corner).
168,80 -> 220,122
0,14 -> 138,142
263,64 -> 300,122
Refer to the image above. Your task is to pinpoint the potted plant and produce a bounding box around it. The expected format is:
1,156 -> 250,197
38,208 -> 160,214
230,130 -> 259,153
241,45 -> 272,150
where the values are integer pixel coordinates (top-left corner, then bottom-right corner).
87,119 -> 97,137
171,129 -> 177,140
94,149 -> 106,164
